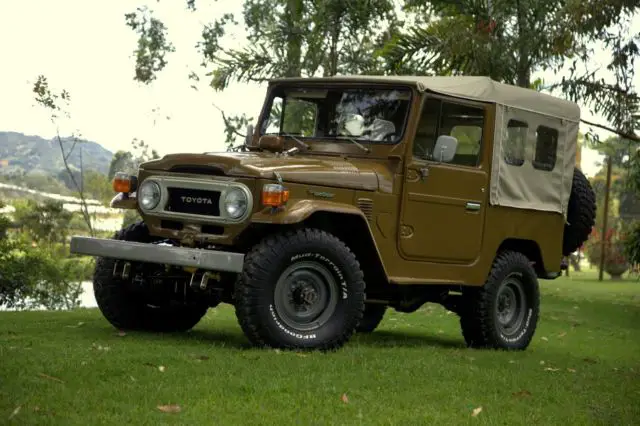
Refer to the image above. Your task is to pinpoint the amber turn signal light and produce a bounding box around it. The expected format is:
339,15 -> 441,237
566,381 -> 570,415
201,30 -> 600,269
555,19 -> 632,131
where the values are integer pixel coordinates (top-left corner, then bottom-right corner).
262,183 -> 289,207
112,172 -> 137,194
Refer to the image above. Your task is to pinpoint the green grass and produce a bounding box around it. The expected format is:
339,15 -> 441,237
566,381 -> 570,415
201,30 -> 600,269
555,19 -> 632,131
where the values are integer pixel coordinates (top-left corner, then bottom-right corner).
1,269 -> 639,425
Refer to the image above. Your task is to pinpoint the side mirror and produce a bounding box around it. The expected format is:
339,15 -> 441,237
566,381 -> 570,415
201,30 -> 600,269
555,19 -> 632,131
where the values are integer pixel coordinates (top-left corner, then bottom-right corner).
433,135 -> 458,163
245,124 -> 254,147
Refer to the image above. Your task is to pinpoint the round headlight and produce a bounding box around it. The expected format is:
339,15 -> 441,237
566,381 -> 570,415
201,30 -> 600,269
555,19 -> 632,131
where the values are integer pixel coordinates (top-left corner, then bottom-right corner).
224,188 -> 248,219
138,180 -> 161,210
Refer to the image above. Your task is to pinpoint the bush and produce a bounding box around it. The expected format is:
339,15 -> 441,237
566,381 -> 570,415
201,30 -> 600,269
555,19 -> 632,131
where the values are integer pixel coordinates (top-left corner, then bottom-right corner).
0,201 -> 86,310
623,221 -> 640,268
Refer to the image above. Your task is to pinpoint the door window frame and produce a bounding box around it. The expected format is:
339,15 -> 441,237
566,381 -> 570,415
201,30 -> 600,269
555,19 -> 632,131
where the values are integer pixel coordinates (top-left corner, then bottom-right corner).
410,94 -> 492,170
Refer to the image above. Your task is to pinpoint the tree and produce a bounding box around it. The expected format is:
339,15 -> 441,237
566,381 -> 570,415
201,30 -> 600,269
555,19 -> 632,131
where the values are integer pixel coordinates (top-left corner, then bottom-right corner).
125,0 -> 399,149
108,138 -> 160,180
382,1 -> 638,88
32,75 -> 95,236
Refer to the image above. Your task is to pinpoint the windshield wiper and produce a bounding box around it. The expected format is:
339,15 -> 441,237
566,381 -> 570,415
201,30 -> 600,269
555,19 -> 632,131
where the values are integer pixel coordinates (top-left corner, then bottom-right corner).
337,135 -> 370,153
280,132 -> 310,151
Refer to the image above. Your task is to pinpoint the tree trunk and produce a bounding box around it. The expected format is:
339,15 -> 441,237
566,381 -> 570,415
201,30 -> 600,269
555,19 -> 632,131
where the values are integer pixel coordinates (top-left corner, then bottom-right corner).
284,0 -> 303,77
515,0 -> 531,88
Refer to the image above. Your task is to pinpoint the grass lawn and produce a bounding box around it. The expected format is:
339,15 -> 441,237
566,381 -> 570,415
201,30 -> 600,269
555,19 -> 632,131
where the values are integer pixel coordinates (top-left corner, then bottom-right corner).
1,269 -> 639,425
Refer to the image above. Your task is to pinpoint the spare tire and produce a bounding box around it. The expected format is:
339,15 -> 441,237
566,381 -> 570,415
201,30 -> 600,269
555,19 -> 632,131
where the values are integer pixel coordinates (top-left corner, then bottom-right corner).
562,167 -> 596,256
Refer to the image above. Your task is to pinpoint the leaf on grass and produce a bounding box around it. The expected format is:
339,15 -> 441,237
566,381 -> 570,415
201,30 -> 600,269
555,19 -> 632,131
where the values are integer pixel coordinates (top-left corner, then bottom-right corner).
544,367 -> 560,372
65,322 -> 85,328
8,405 -> 21,420
158,365 -> 166,372
341,393 -> 349,404
567,368 -> 576,373
92,343 -> 110,351
558,331 -> 567,338
38,373 -> 64,383
512,390 -> 532,398
471,406 -> 483,417
541,336 -> 549,341
157,404 -> 181,413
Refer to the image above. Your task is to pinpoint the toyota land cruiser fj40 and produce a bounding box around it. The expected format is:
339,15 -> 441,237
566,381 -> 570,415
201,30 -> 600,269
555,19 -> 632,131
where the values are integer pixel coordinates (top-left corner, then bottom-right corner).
71,75 -> 596,351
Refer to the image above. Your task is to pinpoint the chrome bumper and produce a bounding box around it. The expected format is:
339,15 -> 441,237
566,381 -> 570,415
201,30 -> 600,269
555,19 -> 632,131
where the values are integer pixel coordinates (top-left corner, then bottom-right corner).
70,236 -> 245,273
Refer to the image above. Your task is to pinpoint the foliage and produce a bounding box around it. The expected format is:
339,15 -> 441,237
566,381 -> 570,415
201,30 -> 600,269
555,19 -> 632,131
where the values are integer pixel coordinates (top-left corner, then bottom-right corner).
623,220 -> 640,267
12,199 -> 72,245
125,0 -> 399,150
33,75 -> 95,236
584,219 -> 630,277
125,6 -> 175,84
108,138 -> 160,180
0,205 -> 85,310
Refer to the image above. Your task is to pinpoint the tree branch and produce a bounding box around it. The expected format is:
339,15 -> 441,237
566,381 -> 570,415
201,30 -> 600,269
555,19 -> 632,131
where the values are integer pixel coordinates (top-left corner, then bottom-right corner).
580,118 -> 640,143
212,103 -> 246,138
55,131 -> 94,236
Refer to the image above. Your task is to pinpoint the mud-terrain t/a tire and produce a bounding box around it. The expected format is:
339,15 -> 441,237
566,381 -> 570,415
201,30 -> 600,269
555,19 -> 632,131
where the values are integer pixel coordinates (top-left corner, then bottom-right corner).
563,167 -> 596,256
93,221 -> 209,332
234,229 -> 366,350
356,304 -> 387,333
459,251 -> 540,350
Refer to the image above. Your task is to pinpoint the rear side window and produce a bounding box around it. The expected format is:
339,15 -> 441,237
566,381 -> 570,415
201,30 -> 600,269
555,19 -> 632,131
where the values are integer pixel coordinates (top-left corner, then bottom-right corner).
534,126 -> 558,171
504,120 -> 527,166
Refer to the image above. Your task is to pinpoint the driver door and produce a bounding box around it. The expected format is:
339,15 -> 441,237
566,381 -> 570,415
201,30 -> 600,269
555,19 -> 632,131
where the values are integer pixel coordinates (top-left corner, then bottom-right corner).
399,97 -> 490,264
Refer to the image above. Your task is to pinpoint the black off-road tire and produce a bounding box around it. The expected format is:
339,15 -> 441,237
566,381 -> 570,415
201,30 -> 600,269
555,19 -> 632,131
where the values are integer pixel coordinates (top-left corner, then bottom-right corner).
234,228 -> 366,350
356,304 -> 387,333
93,221 -> 209,332
563,167 -> 596,256
459,251 -> 540,350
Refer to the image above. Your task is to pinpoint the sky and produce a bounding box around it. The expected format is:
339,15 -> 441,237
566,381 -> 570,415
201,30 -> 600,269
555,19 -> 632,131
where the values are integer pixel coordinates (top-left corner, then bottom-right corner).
1,0 -> 637,178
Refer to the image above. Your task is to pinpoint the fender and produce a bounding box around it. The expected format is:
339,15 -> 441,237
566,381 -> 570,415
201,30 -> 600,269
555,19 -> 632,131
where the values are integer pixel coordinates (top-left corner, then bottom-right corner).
251,199 -> 390,279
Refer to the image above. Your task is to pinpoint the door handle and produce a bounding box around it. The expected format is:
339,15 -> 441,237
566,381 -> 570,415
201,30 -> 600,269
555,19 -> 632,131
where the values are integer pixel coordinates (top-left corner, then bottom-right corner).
465,202 -> 481,211
418,167 -> 429,180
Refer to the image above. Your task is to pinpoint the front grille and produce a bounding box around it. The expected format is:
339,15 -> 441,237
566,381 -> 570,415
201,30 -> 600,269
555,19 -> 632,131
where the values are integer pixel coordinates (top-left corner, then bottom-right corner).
165,187 -> 221,216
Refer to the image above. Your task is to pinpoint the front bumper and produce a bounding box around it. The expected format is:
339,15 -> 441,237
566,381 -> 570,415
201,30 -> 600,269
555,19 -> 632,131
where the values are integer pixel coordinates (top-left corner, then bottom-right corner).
70,236 -> 245,273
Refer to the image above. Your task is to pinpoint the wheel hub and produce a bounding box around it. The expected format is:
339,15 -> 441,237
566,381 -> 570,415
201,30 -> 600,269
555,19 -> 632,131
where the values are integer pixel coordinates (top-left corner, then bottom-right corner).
495,275 -> 527,336
273,260 -> 339,331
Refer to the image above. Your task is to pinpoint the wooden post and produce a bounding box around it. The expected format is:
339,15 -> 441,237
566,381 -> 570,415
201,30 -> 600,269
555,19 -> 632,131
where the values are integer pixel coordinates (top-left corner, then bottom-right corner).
598,155 -> 613,281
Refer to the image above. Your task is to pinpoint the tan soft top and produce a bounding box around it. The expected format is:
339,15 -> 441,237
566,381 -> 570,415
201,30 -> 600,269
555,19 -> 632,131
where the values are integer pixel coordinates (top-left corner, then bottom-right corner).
270,75 -> 581,123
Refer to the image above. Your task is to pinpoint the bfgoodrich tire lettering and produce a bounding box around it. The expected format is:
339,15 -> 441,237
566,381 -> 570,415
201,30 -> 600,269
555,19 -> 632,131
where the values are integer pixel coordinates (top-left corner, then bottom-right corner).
234,228 -> 366,350
459,251 -> 540,350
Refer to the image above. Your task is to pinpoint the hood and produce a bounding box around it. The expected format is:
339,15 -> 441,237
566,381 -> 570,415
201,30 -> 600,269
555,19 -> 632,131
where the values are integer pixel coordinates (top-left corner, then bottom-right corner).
142,151 -> 395,192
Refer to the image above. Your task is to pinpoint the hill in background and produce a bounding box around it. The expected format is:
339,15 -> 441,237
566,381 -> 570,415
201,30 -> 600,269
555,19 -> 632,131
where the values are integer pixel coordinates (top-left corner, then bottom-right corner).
0,131 -> 113,177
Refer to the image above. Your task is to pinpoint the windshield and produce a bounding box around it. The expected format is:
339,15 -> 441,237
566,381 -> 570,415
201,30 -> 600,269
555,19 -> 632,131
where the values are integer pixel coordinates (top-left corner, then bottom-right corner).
259,86 -> 412,144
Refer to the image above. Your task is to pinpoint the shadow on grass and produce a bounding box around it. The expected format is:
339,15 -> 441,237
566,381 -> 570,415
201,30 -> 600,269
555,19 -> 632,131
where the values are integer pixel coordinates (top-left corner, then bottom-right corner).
354,330 -> 466,349
72,322 -> 250,349
73,320 -> 466,351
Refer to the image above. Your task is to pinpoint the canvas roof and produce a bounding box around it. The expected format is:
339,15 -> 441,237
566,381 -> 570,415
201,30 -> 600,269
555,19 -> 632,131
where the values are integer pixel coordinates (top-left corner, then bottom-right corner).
269,75 -> 581,122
